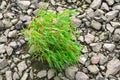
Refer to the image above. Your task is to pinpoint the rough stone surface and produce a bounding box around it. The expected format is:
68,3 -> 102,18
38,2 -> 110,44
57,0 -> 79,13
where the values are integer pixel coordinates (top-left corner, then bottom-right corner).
91,20 -> 102,30
17,61 -> 27,73
85,33 -> 95,44
90,0 -> 102,9
5,71 -> 12,80
37,70 -> 47,78
87,65 -> 99,74
0,44 -> 5,54
103,43 -> 115,52
91,55 -> 100,64
75,72 -> 89,80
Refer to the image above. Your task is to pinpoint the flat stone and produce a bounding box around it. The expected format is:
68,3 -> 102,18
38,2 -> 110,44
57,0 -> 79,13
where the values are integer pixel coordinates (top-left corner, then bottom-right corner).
105,10 -> 119,21
2,19 -> 12,28
17,61 -> 27,73
65,66 -> 78,80
71,17 -> 81,27
38,2 -> 49,9
106,58 -> 120,77
18,1 -> 31,10
8,30 -> 17,38
5,71 -> 12,80
103,43 -> 115,52
106,24 -> 114,33
85,33 -> 95,44
5,46 -> 13,56
37,70 -> 47,78
90,43 -> 102,52
0,21 -> 5,30
9,41 -> 18,49
0,75 -> 3,80
90,0 -> 102,9
0,59 -> 8,70
75,72 -> 89,80
0,1 -> 6,9
0,13 -> 3,19
87,65 -> 99,74
0,35 -> 7,43
0,44 -> 5,54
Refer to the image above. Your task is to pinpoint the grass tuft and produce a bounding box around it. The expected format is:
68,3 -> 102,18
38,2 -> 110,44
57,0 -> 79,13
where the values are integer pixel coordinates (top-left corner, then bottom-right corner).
23,9 -> 82,71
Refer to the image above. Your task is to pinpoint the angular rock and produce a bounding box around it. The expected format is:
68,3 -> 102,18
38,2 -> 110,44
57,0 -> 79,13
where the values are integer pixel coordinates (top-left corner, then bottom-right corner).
85,33 -> 95,44
17,61 -> 27,73
65,66 -> 78,80
101,2 -> 109,11
0,35 -> 7,43
48,69 -> 55,79
2,19 -> 12,28
90,0 -> 102,9
5,46 -> 13,56
0,44 -> 5,54
75,72 -> 89,80
82,46 -> 89,53
0,59 -> 8,70
37,70 -> 47,78
78,55 -> 88,64
103,43 -> 115,52
90,43 -> 102,52
113,5 -> 120,10
38,2 -> 49,9
9,41 -> 18,49
0,21 -> 5,30
13,72 -> 19,80
0,1 -> 6,9
106,0 -> 114,5
0,13 -> 3,19
106,24 -> 114,33
91,20 -> 102,30
71,17 -> 81,27
106,58 -> 120,77
5,71 -> 12,80
0,75 -> 3,80
8,30 -> 17,38
91,55 -> 100,64
21,73 -> 28,80
86,8 -> 95,18
96,73 -> 104,80
17,1 -> 30,10
105,10 -> 119,21
87,65 -> 99,74
98,54 -> 108,64
110,21 -> 120,28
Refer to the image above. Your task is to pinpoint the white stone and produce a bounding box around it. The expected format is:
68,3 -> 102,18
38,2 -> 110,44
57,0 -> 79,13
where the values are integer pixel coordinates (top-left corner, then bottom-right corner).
48,69 -> 55,79
17,61 -> 27,73
90,43 -> 102,52
21,73 -> 28,80
91,20 -> 102,30
79,55 -> 88,64
103,43 -> 115,52
87,65 -> 99,74
37,70 -> 47,78
106,0 -> 114,5
76,72 -> 89,80
90,0 -> 102,9
110,22 -> 120,28
5,71 -> 12,80
0,44 -> 5,54
18,1 -> 30,10
101,2 -> 109,11
85,33 -> 95,44
5,46 -> 13,56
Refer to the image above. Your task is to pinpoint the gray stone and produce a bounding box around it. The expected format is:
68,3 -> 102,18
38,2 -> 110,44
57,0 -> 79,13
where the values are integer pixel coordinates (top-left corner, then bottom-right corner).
86,8 -> 95,18
0,13 -> 3,19
5,12 -> 14,19
17,61 -> 27,73
27,9 -> 33,15
105,10 -> 119,21
18,1 -> 30,10
101,2 -> 109,11
85,0 -> 91,3
48,69 -> 55,79
13,72 -> 20,80
65,66 -> 78,80
0,59 -> 8,70
91,55 -> 100,64
99,32 -> 109,40
96,73 -> 104,80
90,43 -> 102,52
37,70 -> 47,78
106,24 -> 114,33
113,5 -> 120,10
5,71 -> 12,80
87,65 -> 99,74
110,22 -> 120,28
38,2 -> 49,9
82,46 -> 89,53
75,72 -> 89,80
2,19 -> 12,28
21,73 -> 28,80
54,76 -> 60,80
50,0 -> 55,5
71,17 -> 81,27
0,44 -> 5,54
85,33 -> 95,44
0,21 -> 5,30
0,75 -> 3,80
91,20 -> 102,30
103,43 -> 115,52
95,9 -> 105,17
15,20 -> 23,30
0,1 -> 6,9
106,0 -> 114,5
9,41 -> 18,49
106,58 -> 120,77
79,54 -> 88,64
90,0 -> 102,9
5,46 -> 13,56
8,30 -> 17,38
0,35 -> 7,43
98,54 -> 108,65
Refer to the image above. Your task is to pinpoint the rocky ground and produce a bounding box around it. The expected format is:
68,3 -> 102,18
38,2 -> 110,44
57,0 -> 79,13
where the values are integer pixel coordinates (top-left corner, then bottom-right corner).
0,0 -> 120,80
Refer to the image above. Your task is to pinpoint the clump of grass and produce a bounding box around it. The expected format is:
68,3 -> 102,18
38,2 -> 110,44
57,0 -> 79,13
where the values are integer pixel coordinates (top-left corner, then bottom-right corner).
23,9 -> 82,71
